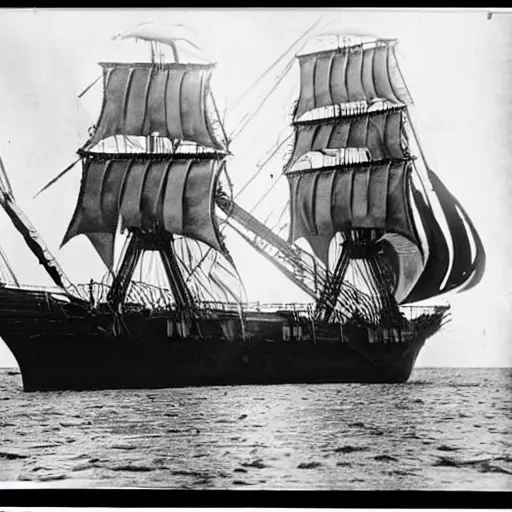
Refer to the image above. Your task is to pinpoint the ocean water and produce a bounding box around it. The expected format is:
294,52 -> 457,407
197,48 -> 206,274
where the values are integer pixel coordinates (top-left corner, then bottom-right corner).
0,367 -> 510,490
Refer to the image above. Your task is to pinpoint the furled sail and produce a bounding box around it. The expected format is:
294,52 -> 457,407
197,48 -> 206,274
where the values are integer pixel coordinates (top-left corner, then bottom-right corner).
294,41 -> 412,122
62,155 -> 225,269
88,62 -> 225,152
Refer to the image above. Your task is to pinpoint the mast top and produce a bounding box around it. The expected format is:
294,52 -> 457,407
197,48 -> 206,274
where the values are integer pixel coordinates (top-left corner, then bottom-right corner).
296,20 -> 396,58
297,37 -> 397,60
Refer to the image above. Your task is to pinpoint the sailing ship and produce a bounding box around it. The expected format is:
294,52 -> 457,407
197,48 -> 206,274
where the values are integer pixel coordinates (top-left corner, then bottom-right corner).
0,21 -> 485,391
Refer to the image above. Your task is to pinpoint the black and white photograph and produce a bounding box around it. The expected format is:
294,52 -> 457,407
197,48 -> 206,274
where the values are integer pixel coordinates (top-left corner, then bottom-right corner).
0,7 -> 510,495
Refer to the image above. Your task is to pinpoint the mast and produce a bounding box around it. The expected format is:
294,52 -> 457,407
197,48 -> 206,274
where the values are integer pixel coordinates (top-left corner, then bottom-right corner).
62,26 -> 232,313
31,23 -> 484,314
280,33 -> 485,320
284,38 -> 418,323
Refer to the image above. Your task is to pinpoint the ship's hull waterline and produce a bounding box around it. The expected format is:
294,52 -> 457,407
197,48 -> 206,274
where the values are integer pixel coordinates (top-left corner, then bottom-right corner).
0,286 -> 446,391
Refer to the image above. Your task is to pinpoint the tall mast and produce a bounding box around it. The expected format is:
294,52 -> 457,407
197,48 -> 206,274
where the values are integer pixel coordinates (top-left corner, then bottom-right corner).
279,32 -> 485,318
283,37 -> 420,324
62,24 -> 232,313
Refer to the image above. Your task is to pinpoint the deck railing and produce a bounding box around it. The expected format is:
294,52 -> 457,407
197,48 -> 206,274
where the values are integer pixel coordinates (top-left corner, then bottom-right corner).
2,280 -> 450,325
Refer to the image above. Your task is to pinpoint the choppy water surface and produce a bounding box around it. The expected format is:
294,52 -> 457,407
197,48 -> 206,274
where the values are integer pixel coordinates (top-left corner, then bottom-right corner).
0,367 -> 510,490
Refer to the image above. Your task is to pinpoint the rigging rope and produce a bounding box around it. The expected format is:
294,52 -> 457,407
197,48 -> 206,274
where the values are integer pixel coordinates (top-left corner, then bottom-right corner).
0,156 -> 15,197
174,247 -> 217,302
270,201 -> 290,232
263,200 -> 284,226
227,16 -> 325,115
249,173 -> 284,214
234,132 -> 292,200
209,91 -> 230,149
229,56 -> 296,141
33,158 -> 81,199
78,75 -> 102,99
0,244 -> 19,286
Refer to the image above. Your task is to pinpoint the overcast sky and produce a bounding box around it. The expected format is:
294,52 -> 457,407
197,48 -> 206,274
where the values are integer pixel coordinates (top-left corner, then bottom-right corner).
0,8 -> 511,368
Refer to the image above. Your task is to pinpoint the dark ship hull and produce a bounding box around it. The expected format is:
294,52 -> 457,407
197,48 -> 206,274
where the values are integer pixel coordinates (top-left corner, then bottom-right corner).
0,285 -> 446,391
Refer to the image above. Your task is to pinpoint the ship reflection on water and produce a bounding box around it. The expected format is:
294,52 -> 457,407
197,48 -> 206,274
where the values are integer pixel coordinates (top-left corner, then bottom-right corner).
0,367 -> 510,490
